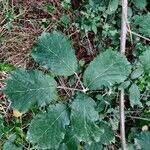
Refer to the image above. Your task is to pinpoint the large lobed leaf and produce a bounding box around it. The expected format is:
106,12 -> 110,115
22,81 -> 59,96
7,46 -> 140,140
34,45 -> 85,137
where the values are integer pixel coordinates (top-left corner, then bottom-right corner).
70,93 -> 103,144
3,68 -> 57,112
83,50 -> 131,90
27,103 -> 70,149
31,31 -> 78,76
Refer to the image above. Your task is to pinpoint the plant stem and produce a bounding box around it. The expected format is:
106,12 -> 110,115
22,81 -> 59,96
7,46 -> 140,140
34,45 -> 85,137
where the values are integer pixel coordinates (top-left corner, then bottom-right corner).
57,86 -> 84,92
127,30 -> 150,42
126,116 -> 150,121
120,0 -> 128,149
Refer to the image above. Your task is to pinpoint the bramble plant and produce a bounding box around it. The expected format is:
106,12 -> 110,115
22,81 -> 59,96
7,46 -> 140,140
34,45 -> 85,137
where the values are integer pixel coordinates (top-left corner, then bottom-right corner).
1,30 -> 150,149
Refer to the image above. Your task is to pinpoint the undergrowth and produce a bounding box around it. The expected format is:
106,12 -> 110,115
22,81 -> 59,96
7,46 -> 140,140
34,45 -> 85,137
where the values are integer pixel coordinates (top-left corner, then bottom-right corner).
0,0 -> 150,150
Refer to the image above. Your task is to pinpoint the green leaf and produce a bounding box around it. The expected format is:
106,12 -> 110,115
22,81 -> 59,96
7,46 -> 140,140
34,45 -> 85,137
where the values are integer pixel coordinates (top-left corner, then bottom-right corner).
70,93 -> 103,144
31,31 -> 78,76
127,7 -> 133,18
99,122 -> 115,145
129,83 -> 142,108
83,50 -> 131,90
119,81 -> 131,90
60,15 -> 71,25
0,63 -> 15,71
133,0 -> 147,10
127,144 -> 135,150
96,101 -> 106,112
139,50 -> 150,74
135,131 -> 150,150
131,66 -> 143,79
89,0 -> 109,8
89,0 -> 98,6
84,142 -> 103,150
43,3 -> 55,13
96,95 -> 112,112
3,68 -> 57,112
109,115 -> 119,131
133,13 -> 150,37
106,0 -> 119,15
27,103 -> 70,149
0,115 -> 4,138
3,134 -> 22,150
63,128 -> 79,150
92,24 -> 97,34
58,143 -> 68,150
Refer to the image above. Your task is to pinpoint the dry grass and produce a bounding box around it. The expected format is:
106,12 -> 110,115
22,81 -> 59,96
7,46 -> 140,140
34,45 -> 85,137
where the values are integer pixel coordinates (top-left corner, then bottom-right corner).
0,0 -> 63,118
0,1 -> 48,68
